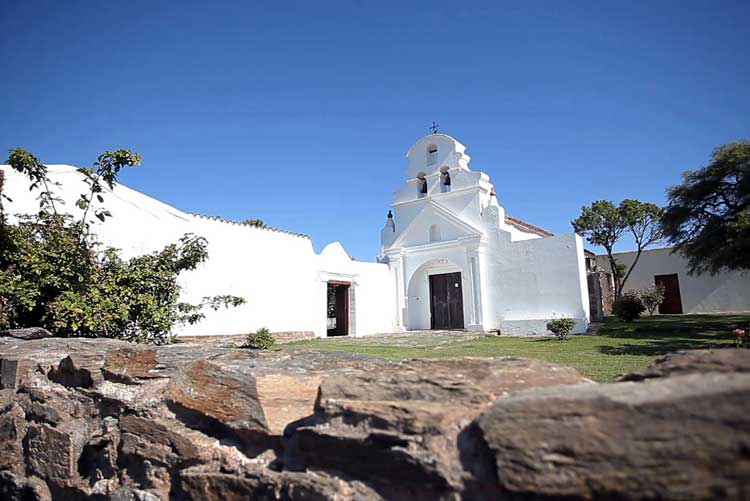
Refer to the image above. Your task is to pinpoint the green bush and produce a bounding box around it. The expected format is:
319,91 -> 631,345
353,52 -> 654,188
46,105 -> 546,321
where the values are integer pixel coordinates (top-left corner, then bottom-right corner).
546,316 -> 577,340
613,293 -> 646,322
244,327 -> 275,350
638,285 -> 666,315
0,148 -> 244,343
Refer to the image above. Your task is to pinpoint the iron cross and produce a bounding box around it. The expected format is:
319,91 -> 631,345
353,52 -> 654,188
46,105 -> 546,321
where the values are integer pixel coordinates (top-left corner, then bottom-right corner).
429,121 -> 439,134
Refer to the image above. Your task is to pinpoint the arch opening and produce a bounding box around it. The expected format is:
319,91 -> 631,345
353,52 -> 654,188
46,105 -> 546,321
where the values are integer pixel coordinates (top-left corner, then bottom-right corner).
416,172 -> 428,198
439,166 -> 451,193
427,144 -> 438,165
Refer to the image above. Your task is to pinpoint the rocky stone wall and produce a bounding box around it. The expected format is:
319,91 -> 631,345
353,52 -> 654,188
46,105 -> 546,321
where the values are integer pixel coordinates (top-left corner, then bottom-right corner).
1,332 -> 748,500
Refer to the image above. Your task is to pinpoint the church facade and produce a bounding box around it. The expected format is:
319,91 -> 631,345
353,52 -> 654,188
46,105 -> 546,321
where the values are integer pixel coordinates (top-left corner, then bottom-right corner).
379,133 -> 589,335
2,133 -> 590,337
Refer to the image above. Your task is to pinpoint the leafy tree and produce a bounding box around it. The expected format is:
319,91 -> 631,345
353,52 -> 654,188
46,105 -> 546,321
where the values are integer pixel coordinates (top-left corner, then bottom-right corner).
242,218 -> 266,228
572,199 -> 662,298
0,148 -> 244,343
661,140 -> 750,274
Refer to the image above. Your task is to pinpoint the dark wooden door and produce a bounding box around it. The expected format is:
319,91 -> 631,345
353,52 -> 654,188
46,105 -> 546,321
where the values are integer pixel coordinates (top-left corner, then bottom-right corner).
429,272 -> 464,330
655,274 -> 683,314
334,284 -> 349,336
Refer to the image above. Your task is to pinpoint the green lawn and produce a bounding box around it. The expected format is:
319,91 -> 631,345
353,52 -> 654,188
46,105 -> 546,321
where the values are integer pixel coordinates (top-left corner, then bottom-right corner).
283,314 -> 750,382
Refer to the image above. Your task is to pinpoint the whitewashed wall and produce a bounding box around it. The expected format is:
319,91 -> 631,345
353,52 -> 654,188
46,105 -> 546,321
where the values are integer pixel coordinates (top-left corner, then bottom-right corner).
1,165 -> 396,338
595,248 -> 750,314
484,232 -> 590,334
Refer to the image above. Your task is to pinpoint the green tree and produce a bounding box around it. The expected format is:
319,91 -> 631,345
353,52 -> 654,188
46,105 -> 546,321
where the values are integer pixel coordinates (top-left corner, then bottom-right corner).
242,218 -> 266,228
572,199 -> 662,298
1,148 -> 244,343
661,140 -> 750,275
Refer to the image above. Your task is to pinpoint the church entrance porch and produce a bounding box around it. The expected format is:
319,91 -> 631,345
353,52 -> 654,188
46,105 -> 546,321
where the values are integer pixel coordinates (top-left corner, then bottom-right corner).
327,281 -> 350,336
429,272 -> 465,330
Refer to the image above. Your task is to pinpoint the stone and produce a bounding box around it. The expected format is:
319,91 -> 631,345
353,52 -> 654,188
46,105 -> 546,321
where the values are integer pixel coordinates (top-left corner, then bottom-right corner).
174,465 -> 382,501
1,358 -> 18,389
25,422 -> 87,487
118,414 -> 204,467
102,348 -> 160,383
0,402 -> 27,475
283,357 -> 590,498
0,471 -> 51,501
2,336 -> 749,500
165,360 -> 272,456
618,348 -> 750,381
47,355 -> 100,388
0,327 -> 53,340
469,371 -> 750,500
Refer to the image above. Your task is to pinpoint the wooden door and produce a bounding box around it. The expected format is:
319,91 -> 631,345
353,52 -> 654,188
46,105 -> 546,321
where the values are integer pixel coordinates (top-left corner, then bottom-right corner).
429,272 -> 464,330
655,274 -> 683,314
334,284 -> 349,336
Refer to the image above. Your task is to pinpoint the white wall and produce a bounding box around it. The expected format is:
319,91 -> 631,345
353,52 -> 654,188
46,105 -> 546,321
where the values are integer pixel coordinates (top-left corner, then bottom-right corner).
485,232 -> 590,334
595,248 -> 750,314
2,165 -> 396,338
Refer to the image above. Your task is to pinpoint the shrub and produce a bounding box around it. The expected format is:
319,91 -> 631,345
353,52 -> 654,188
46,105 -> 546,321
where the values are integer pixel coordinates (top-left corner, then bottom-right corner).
546,316 -> 577,340
244,327 -> 275,350
1,148 -> 244,343
613,293 -> 645,322
638,285 -> 665,315
734,328 -> 749,349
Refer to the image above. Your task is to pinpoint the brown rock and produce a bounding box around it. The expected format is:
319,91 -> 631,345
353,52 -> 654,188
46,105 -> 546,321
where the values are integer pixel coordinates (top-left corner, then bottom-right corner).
119,414 -> 204,467
175,465 -> 382,501
470,371 -> 750,500
0,471 -> 51,501
102,348 -> 159,383
283,357 -> 590,499
165,360 -> 271,455
0,328 -> 53,340
0,402 -> 27,475
619,348 -> 750,381
25,422 -> 87,487
47,355 -> 102,388
255,374 -> 323,435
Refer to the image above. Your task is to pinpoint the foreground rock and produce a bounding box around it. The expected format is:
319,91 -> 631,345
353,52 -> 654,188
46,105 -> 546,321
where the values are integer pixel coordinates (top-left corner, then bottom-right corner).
618,348 -> 750,381
470,371 -> 750,499
0,336 -> 748,500
283,357 -> 589,498
0,328 -> 53,340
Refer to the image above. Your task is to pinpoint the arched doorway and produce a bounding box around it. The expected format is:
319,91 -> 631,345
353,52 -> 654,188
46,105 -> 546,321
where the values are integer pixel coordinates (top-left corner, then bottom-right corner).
406,259 -> 465,330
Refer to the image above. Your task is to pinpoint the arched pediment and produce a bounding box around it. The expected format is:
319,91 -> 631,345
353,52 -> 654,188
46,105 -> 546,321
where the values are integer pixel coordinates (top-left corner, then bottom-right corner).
405,134 -> 471,179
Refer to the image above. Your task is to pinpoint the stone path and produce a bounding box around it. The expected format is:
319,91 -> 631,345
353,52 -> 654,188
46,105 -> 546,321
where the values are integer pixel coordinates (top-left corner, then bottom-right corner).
318,329 -> 494,348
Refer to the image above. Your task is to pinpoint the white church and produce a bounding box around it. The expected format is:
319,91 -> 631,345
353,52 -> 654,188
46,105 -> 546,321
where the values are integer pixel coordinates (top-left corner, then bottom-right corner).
2,133 -> 591,338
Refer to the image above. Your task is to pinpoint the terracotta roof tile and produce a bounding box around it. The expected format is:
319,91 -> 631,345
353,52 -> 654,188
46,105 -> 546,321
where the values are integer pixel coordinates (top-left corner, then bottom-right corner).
504,214 -> 554,237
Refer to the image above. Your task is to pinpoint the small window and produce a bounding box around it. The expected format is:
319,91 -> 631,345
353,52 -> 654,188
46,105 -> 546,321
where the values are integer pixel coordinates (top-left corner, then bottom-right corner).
429,224 -> 441,242
439,167 -> 451,193
427,144 -> 438,165
417,172 -> 427,198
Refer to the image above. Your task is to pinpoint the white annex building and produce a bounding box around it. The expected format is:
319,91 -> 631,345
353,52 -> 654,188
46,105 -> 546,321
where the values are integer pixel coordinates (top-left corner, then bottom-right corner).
2,133 -> 591,338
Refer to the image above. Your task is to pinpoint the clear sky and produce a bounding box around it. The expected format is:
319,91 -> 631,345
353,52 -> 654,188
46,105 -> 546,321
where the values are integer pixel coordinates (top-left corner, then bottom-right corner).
2,0 -> 748,260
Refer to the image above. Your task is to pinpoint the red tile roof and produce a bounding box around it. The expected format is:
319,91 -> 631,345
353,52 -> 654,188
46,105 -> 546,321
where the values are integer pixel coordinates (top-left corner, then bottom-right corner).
504,215 -> 554,237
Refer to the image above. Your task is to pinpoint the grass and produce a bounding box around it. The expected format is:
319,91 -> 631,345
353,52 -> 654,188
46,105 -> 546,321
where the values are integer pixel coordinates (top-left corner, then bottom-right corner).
282,313 -> 750,382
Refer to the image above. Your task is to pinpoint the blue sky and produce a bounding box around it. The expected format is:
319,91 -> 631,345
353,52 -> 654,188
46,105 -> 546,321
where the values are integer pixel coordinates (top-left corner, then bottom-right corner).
2,0 -> 748,260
